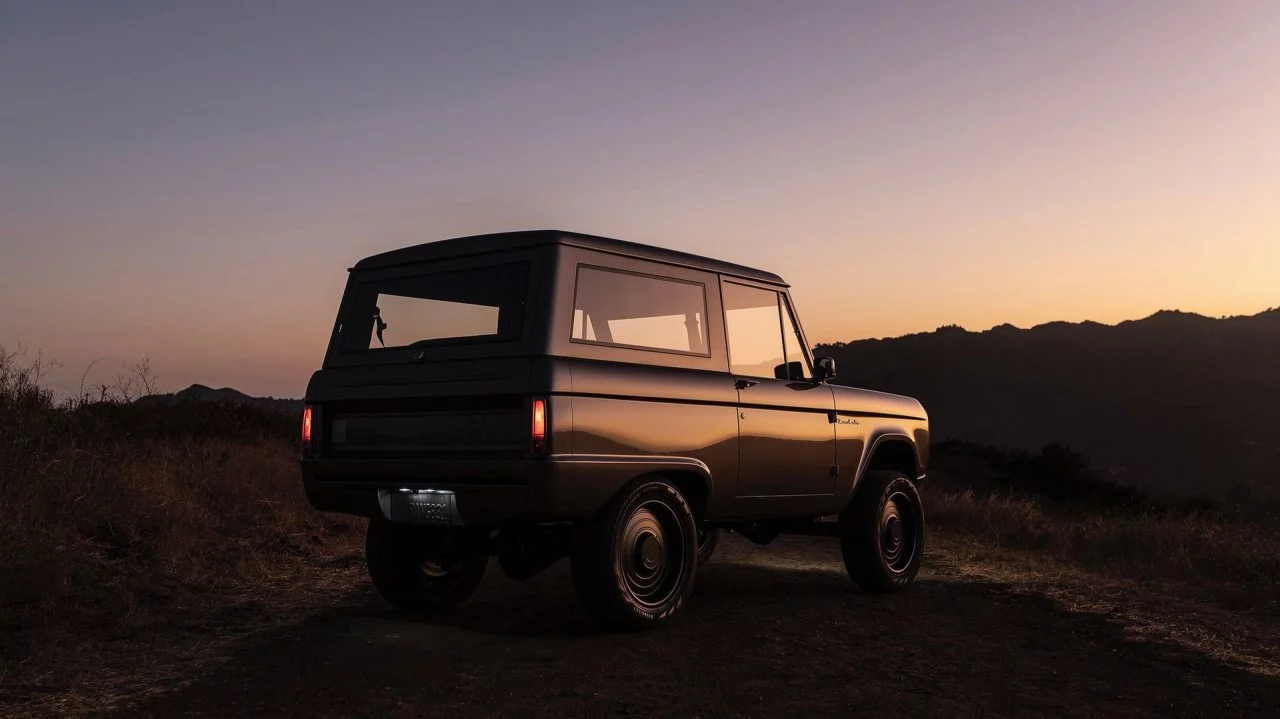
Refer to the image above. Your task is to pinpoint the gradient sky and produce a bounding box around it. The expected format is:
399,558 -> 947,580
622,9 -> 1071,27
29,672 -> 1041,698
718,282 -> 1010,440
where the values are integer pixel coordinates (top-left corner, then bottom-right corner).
2,1 -> 1278,398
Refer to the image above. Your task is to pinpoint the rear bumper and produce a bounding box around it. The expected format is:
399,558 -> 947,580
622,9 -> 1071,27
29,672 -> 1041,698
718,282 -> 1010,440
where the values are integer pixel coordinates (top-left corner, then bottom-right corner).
300,453 -> 712,527
301,457 -> 544,525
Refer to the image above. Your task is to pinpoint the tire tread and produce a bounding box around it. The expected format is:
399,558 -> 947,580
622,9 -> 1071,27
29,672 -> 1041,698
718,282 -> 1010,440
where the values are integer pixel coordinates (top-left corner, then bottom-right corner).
839,471 -> 925,592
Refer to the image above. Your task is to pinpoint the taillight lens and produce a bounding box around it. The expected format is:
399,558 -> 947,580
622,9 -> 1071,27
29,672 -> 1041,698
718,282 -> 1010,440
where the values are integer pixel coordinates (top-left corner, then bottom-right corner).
301,407 -> 313,449
531,398 -> 546,453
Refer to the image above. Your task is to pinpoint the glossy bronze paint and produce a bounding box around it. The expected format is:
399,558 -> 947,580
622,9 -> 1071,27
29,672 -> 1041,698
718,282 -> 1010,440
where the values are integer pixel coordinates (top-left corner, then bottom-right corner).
553,357 -> 739,517
300,230 -> 928,526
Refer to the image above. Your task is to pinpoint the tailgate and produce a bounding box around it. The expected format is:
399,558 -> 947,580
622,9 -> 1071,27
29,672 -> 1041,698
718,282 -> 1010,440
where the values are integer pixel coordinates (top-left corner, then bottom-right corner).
308,357 -> 534,458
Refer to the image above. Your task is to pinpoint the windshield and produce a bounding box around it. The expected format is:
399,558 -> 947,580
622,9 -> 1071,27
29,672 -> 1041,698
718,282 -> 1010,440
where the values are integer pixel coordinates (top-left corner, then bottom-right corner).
340,261 -> 530,352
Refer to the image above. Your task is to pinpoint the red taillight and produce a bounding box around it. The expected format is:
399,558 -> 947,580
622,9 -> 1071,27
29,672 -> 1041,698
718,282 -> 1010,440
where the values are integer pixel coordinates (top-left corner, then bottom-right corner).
531,398 -> 546,453
302,407 -> 313,444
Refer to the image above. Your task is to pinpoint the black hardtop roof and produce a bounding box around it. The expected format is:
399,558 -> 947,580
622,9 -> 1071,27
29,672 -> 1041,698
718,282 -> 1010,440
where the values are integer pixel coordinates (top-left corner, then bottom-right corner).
350,229 -> 787,286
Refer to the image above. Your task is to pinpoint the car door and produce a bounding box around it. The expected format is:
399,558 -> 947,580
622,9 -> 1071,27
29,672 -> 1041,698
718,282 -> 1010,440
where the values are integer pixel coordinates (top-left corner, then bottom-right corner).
722,280 -> 836,499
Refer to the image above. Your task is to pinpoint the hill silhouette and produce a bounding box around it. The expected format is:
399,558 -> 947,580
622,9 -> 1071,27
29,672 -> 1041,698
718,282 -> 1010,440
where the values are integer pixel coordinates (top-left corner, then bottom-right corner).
136,383 -> 303,415
136,307 -> 1279,501
818,307 -> 1280,502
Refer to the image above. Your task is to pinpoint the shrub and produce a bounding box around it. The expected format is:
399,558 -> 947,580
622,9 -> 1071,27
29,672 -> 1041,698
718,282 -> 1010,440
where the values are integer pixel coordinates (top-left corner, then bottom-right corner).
923,484 -> 1280,608
930,439 -> 1160,509
0,346 -> 361,692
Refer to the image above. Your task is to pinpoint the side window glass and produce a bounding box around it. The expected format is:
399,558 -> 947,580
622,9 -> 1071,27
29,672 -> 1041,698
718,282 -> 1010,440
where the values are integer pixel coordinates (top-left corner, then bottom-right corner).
781,298 -> 812,379
571,266 -> 708,354
723,282 -> 786,378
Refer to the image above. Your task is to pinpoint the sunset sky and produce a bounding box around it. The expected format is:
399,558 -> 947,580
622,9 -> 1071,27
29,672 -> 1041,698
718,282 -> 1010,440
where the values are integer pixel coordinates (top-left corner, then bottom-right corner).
2,1 -> 1278,399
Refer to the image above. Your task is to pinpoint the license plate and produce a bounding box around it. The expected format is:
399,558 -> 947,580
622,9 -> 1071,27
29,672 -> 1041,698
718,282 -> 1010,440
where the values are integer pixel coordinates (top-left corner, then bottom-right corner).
379,489 -> 459,526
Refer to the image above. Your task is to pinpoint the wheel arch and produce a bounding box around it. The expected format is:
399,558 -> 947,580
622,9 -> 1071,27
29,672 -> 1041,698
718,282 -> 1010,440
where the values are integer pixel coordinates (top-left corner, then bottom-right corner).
551,454 -> 713,522
855,434 -> 921,493
654,470 -> 710,521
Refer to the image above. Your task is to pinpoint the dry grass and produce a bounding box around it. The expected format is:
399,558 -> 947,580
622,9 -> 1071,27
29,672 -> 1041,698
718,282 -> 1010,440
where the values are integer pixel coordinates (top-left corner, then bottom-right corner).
4,342 -> 1278,703
922,484 -> 1280,611
0,347 -> 363,696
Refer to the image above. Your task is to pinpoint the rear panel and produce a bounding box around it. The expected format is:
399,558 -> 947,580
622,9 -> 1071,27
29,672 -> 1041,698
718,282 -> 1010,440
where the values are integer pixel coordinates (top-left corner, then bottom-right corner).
305,246 -> 553,465
313,359 -> 534,460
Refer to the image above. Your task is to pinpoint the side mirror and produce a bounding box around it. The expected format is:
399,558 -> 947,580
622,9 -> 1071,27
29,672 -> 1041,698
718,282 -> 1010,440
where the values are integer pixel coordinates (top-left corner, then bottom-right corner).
815,356 -> 837,382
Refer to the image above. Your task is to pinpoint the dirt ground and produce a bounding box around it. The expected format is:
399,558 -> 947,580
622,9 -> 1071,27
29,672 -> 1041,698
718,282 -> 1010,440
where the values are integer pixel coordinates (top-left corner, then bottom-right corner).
7,533 -> 1280,719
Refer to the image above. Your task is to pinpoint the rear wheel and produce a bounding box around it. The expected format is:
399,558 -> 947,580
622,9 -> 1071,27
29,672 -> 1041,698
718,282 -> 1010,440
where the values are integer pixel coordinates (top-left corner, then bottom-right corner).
839,471 -> 924,592
571,477 -> 698,629
365,515 -> 488,611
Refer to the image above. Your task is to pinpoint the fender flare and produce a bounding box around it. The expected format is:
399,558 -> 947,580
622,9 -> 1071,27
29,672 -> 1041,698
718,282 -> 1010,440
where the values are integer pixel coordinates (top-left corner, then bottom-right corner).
546,453 -> 713,517
852,432 -> 922,495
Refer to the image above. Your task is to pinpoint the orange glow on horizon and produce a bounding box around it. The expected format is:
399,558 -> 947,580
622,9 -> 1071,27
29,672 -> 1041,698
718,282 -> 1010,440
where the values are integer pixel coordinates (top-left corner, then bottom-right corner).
1,1 -> 1277,398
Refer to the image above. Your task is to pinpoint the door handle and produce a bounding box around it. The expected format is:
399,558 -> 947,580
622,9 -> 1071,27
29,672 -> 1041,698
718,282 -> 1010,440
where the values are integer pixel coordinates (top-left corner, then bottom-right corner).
735,379 -> 759,389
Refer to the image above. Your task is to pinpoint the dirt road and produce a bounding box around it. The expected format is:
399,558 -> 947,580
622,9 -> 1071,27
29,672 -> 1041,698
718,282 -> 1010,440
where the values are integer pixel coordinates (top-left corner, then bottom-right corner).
17,534 -> 1280,718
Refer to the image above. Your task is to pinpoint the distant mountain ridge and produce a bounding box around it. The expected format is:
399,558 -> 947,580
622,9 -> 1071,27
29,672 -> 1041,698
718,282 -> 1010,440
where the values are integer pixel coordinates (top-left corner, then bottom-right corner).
818,307 -> 1280,501
145,307 -> 1280,500
136,384 -> 303,415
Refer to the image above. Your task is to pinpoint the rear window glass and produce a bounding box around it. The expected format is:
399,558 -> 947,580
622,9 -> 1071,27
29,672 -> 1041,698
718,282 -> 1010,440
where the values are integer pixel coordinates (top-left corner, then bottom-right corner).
571,265 -> 708,355
341,262 -> 530,351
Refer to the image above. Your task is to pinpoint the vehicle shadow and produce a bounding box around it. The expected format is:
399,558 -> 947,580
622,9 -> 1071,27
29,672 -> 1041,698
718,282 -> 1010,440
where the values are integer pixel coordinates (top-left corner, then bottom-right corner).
124,535 -> 1280,719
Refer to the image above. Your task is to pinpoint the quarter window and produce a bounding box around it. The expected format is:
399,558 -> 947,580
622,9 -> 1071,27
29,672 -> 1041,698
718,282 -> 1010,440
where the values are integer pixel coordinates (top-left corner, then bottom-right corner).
571,266 -> 709,354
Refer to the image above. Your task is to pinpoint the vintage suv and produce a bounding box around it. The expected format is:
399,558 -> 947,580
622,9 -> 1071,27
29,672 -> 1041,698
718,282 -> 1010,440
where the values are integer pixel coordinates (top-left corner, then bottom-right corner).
299,230 -> 929,629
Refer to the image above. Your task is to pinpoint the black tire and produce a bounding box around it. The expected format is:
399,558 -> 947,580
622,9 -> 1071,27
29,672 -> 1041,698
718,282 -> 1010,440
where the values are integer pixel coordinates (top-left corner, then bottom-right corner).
570,477 -> 699,630
839,471 -> 924,592
697,526 -> 720,566
365,515 -> 488,611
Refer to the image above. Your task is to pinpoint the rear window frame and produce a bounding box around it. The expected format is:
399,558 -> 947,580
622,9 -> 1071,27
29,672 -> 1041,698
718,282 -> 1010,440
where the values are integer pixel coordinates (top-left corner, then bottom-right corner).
322,248 -> 546,368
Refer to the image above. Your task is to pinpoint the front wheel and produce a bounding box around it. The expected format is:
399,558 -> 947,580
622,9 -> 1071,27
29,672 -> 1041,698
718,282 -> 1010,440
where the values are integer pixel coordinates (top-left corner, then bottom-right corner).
839,471 -> 924,592
365,516 -> 489,611
570,477 -> 699,630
